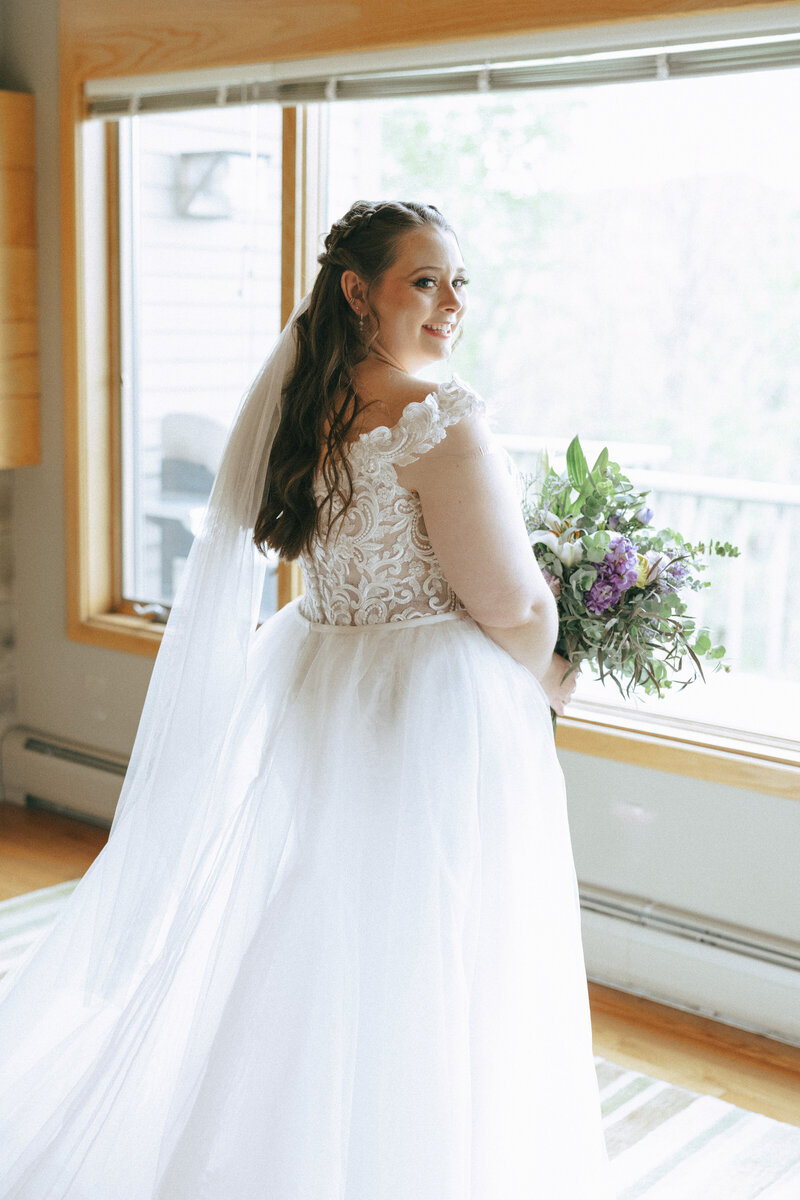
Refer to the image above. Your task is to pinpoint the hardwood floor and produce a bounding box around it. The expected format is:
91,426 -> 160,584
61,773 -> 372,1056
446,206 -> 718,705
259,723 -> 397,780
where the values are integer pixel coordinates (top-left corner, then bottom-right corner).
589,982 -> 800,1127
2,800 -> 799,1127
0,800 -> 108,902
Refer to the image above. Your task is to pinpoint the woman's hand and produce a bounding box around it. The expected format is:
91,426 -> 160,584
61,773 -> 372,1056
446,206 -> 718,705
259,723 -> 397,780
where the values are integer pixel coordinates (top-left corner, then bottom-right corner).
540,653 -> 579,716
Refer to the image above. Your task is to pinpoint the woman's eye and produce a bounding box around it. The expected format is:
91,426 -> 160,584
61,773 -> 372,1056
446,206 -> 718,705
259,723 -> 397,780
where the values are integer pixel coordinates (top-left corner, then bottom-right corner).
413,276 -> 469,290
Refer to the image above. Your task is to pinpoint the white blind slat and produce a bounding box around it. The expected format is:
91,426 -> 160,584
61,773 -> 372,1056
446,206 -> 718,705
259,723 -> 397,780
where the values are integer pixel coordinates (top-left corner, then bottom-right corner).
85,33 -> 800,118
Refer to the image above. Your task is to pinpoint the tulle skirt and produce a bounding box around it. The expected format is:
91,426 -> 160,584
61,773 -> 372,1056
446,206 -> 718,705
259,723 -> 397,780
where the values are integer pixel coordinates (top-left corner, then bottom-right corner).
0,601 -> 612,1198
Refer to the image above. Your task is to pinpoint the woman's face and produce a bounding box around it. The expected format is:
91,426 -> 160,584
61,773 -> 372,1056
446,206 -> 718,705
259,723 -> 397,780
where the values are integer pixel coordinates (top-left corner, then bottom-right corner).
364,226 -> 468,375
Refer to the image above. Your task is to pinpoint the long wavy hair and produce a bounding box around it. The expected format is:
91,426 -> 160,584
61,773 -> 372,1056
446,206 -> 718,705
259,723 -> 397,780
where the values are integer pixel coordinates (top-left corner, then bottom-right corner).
253,200 -> 454,560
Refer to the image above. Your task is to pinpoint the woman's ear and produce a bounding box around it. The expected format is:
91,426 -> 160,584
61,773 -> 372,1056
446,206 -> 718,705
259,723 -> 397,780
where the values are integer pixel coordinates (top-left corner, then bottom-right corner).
340,270 -> 367,316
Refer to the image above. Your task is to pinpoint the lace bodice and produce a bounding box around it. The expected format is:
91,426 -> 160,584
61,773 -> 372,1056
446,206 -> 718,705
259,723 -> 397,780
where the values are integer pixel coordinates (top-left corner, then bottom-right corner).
298,378 -> 484,625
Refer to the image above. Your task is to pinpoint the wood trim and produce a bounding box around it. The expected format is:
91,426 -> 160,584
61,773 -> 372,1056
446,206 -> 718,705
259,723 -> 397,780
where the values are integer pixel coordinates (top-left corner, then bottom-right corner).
556,714 -> 800,800
105,122 -> 124,612
0,92 -> 36,167
62,97 -> 161,657
0,92 -> 40,468
0,170 -> 37,245
66,610 -> 163,655
60,0 -> 791,82
0,396 -> 40,468
280,105 -> 322,320
63,98 -> 307,658
61,38 -> 88,648
280,106 -> 301,328
79,120 -> 115,621
276,104 -> 321,611
278,563 -> 304,611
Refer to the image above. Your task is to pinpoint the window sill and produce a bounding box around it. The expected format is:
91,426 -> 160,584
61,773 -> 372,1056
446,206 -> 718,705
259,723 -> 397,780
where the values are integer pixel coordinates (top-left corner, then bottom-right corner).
556,705 -> 800,801
68,612 -> 163,658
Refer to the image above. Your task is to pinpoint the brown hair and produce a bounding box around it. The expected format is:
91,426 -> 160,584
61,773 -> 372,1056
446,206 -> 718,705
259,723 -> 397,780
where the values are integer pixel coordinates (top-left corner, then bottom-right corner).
253,200 -> 453,560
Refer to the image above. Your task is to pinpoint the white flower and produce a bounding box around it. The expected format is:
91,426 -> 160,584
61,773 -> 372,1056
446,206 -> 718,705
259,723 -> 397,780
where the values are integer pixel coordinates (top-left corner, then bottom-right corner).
529,512 -> 585,566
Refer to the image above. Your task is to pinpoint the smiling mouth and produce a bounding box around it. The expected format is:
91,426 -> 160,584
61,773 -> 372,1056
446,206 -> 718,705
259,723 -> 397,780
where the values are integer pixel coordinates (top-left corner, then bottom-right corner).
423,324 -> 454,338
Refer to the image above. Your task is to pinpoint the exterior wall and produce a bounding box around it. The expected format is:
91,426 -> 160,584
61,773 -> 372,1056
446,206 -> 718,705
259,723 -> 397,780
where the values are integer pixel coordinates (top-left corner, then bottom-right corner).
120,108 -> 282,604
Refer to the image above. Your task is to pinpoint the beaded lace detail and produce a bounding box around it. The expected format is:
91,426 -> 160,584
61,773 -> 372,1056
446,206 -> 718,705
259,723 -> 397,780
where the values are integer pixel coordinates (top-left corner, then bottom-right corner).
298,378 -> 484,625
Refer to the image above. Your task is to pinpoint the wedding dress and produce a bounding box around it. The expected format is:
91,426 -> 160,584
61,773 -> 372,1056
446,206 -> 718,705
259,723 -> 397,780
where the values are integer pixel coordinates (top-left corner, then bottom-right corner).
0,368 -> 612,1197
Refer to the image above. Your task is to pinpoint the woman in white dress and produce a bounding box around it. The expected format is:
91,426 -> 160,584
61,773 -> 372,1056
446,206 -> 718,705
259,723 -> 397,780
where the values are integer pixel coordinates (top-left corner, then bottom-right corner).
0,200 -> 612,1198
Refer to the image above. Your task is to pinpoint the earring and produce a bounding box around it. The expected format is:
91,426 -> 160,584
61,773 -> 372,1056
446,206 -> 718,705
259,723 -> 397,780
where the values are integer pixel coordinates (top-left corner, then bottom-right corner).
359,312 -> 365,332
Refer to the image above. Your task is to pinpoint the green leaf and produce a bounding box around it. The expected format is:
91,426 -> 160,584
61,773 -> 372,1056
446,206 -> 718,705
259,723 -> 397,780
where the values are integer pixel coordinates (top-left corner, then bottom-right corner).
582,531 -> 611,557
590,447 -> 609,477
693,631 -> 711,655
566,437 -> 589,490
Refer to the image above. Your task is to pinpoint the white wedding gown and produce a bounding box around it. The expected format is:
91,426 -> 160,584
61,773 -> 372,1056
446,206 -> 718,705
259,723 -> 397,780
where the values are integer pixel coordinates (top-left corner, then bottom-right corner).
0,379 -> 612,1198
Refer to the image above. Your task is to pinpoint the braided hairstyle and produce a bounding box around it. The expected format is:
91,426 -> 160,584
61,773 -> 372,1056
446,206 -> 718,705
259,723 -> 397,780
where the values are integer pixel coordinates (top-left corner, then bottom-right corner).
253,200 -> 454,560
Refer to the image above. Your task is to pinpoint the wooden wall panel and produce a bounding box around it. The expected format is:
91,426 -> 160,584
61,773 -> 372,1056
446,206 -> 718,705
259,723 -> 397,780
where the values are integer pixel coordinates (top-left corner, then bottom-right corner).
61,0 -> 790,82
0,321 -> 39,395
0,91 -> 40,469
0,93 -> 35,165
0,247 -> 37,320
0,172 -> 37,246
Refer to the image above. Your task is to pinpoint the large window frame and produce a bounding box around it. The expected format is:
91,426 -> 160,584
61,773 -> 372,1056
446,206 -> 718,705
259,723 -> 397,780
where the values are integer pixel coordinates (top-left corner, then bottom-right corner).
63,23 -> 800,802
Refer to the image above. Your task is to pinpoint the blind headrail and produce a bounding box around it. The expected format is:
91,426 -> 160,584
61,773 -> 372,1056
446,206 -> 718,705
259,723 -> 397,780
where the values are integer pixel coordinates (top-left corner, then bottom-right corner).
85,31 -> 800,118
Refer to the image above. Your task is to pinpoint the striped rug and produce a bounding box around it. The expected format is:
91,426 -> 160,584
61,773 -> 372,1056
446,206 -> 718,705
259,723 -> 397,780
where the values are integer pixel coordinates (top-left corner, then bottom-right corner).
599,1058 -> 800,1198
3,883 -> 800,1196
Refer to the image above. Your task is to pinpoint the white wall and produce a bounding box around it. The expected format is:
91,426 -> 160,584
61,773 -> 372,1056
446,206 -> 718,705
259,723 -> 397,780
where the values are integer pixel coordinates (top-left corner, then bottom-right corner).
561,751 -> 800,1044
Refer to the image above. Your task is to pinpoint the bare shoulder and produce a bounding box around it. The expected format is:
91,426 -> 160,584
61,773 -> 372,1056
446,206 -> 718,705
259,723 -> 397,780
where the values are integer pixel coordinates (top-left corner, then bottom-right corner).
351,362 -> 439,435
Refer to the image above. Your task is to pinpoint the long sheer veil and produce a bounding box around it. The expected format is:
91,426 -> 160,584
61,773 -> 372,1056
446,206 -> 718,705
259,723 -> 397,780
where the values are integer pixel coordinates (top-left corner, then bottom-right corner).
0,296 -> 309,1186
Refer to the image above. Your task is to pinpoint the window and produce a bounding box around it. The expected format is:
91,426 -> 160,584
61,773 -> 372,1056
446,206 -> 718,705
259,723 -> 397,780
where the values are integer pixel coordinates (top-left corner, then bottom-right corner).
78,27 -> 800,768
117,105 -> 282,618
324,68 -> 800,746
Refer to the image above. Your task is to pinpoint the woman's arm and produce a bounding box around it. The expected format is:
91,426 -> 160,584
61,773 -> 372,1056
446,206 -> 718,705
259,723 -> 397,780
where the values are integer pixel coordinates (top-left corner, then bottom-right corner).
397,411 -> 560,683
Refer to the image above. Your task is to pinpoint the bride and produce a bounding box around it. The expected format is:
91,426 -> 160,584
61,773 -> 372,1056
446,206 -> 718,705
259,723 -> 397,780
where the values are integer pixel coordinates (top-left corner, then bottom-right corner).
0,200 -> 612,1198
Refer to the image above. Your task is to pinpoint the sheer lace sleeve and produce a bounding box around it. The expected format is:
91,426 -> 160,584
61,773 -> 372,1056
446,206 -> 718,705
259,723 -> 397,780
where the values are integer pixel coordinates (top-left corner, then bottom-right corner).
395,382 -> 548,628
355,377 -> 484,468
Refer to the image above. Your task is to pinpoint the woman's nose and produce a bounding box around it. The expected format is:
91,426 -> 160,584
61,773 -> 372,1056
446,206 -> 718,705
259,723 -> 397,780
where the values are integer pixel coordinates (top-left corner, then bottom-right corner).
441,285 -> 462,311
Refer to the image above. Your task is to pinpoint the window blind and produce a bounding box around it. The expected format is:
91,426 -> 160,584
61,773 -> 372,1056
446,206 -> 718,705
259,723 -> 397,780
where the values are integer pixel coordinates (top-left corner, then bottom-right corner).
85,31 -> 800,118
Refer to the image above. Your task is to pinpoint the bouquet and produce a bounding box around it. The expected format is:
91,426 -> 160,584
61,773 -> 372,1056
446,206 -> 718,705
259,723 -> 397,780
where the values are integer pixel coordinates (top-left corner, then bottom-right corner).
522,437 -> 740,702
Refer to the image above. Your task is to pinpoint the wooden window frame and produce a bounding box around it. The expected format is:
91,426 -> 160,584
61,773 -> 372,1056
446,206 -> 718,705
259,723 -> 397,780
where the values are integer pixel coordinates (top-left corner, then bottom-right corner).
65,105 -> 319,657
62,93 -> 800,801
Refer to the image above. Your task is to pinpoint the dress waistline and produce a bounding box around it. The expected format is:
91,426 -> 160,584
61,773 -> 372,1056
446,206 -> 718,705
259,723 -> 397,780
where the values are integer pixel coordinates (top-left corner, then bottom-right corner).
290,598 -> 470,634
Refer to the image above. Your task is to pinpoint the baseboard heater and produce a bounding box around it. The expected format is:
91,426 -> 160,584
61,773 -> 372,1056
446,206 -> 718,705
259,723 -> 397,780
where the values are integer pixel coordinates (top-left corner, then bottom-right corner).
1,727 -> 128,829
579,884 -> 800,973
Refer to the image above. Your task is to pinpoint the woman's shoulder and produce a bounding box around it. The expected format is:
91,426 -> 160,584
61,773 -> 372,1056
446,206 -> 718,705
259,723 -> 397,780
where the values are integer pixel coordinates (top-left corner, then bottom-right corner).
354,363 -> 482,431
352,373 -> 485,468
351,365 -> 436,434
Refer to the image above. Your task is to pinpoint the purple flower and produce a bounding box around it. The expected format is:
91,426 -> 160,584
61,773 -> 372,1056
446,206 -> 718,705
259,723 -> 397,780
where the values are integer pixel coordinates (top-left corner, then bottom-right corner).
585,581 -> 617,614
636,505 -> 654,526
662,556 -> 690,589
608,514 -> 622,531
585,535 -> 639,615
542,568 -> 562,599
